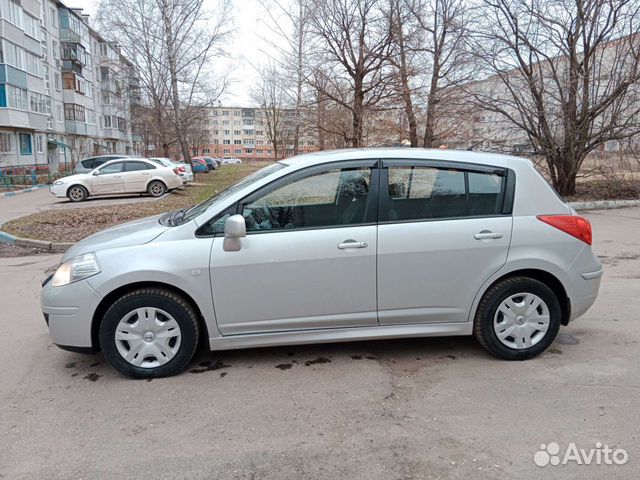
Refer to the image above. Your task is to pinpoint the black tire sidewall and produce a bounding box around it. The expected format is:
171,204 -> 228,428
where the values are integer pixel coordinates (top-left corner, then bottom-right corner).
99,290 -> 199,378
478,278 -> 561,360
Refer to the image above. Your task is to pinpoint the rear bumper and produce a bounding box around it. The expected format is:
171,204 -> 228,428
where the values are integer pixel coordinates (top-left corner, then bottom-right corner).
564,247 -> 603,322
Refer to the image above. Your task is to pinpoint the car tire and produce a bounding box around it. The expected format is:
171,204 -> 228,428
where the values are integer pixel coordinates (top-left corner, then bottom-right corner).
99,288 -> 200,378
67,185 -> 88,202
147,180 -> 167,197
473,276 -> 561,360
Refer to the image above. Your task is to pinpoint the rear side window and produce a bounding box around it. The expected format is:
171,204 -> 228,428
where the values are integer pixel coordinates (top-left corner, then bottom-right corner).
125,161 -> 154,171
383,165 -> 506,221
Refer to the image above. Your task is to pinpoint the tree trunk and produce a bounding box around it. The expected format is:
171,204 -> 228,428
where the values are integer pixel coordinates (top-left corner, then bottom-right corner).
161,0 -> 192,169
394,3 -> 418,147
352,81 -> 364,148
423,71 -> 439,148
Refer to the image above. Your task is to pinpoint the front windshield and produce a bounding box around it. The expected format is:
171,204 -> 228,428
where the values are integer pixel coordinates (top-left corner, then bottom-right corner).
172,162 -> 287,225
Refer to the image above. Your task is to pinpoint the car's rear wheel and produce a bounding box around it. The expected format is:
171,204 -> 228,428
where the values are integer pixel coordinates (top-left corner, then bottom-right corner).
147,180 -> 167,197
99,288 -> 200,378
67,185 -> 88,202
474,276 -> 561,360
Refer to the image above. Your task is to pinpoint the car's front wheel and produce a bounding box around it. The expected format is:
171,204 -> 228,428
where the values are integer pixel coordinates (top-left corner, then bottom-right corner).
474,276 -> 561,360
147,180 -> 167,197
99,288 -> 200,378
67,185 -> 88,202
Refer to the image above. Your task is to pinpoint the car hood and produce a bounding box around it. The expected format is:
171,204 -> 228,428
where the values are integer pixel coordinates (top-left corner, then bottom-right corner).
58,173 -> 90,183
62,215 -> 169,261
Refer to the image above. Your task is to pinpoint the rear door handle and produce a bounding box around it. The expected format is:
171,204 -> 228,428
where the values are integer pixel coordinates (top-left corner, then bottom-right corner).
474,231 -> 503,240
338,240 -> 368,249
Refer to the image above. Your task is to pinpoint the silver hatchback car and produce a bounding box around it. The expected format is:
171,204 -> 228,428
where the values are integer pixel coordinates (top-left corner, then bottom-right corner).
41,149 -> 602,378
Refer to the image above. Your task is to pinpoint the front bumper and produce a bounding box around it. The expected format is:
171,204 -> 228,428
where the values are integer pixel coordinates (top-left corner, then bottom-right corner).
49,184 -> 67,198
41,277 -> 103,349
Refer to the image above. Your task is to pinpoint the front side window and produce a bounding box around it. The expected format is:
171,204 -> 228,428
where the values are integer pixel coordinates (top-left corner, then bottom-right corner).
242,166 -> 373,232
98,162 -> 124,175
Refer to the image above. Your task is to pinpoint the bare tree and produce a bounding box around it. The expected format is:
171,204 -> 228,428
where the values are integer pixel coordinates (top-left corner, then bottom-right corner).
471,0 -> 640,196
97,0 -> 231,166
308,0 -> 395,147
252,63 -> 289,160
406,0 -> 474,148
258,0 -> 312,155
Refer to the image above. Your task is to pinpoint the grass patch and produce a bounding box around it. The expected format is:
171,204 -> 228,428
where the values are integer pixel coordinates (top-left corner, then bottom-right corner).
3,164 -> 265,243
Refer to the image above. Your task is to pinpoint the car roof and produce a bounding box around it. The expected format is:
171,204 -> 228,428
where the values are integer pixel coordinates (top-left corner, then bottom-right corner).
98,157 -> 154,167
279,148 -> 532,170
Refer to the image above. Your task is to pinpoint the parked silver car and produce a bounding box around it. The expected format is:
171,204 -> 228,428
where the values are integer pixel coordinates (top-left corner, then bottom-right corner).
41,149 -> 602,378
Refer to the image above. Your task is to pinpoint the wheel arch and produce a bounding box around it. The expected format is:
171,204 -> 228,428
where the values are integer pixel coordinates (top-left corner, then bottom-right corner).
473,269 -> 571,326
146,178 -> 167,191
91,281 -> 210,351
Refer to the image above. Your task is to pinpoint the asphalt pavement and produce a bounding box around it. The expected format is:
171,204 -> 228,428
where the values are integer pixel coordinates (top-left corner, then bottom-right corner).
0,208 -> 639,479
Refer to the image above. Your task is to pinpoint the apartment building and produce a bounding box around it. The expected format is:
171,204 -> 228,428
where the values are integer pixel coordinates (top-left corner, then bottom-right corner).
192,106 -> 319,161
0,0 -> 138,175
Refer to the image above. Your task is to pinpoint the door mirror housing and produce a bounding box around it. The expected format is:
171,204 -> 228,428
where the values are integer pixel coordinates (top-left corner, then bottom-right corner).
92,170 -> 100,176
223,214 -> 246,251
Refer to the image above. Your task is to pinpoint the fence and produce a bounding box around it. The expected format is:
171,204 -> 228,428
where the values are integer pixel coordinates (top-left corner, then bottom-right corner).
0,166 -> 74,190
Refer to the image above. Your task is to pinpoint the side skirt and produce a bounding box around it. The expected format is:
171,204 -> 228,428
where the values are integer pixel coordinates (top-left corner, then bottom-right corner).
210,322 -> 473,351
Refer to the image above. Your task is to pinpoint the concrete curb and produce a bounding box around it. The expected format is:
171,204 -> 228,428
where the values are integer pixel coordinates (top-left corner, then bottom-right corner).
1,185 -> 50,197
0,230 -> 73,252
567,199 -> 640,211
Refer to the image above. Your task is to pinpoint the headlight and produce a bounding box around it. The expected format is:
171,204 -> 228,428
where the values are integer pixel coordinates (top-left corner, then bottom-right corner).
54,180 -> 64,186
51,253 -> 101,287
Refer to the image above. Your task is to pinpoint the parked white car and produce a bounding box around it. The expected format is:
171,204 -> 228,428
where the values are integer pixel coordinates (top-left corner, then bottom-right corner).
220,156 -> 242,165
150,157 -> 194,184
42,148 -> 602,378
50,158 -> 183,202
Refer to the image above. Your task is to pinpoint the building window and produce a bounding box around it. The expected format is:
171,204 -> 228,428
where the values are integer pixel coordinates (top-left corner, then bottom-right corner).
54,74 -> 61,91
19,133 -> 32,155
0,132 -> 13,152
6,85 -> 28,110
223,149 -> 230,154
203,148 -> 210,154
64,104 -> 85,122
24,13 -> 39,39
26,51 -> 41,77
5,0 -> 24,29
36,134 -> 45,153
222,139 -> 230,145
234,139 -> 241,145
2,40 -> 25,70
234,149 -> 241,154
245,149 -> 253,154
234,130 -> 241,135
223,130 -> 230,135
50,7 -> 57,28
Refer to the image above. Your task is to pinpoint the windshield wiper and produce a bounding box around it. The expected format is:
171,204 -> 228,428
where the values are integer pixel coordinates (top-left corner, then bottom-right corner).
168,207 -> 191,226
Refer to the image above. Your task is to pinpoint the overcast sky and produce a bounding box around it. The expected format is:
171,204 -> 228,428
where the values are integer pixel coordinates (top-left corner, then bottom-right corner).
73,0 -> 276,106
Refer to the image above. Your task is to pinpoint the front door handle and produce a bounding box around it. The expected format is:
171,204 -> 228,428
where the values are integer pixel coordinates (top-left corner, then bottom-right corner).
338,240 -> 368,249
474,231 -> 503,240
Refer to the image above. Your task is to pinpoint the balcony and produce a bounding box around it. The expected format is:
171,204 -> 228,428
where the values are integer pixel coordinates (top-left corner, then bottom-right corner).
101,79 -> 118,93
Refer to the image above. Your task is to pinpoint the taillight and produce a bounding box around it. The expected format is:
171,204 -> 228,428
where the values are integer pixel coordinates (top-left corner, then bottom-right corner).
537,215 -> 592,245
178,166 -> 185,172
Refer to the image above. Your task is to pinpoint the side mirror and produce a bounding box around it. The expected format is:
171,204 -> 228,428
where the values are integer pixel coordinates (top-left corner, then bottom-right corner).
223,214 -> 246,251
92,170 -> 100,176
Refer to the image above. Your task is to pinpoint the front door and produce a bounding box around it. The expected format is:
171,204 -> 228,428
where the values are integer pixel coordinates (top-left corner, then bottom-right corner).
91,161 -> 125,194
209,161 -> 379,335
377,160 -> 513,325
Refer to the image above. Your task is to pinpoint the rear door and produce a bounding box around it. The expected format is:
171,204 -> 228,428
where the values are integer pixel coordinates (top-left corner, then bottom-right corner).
90,161 -> 125,194
122,161 -> 155,192
377,159 -> 514,325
